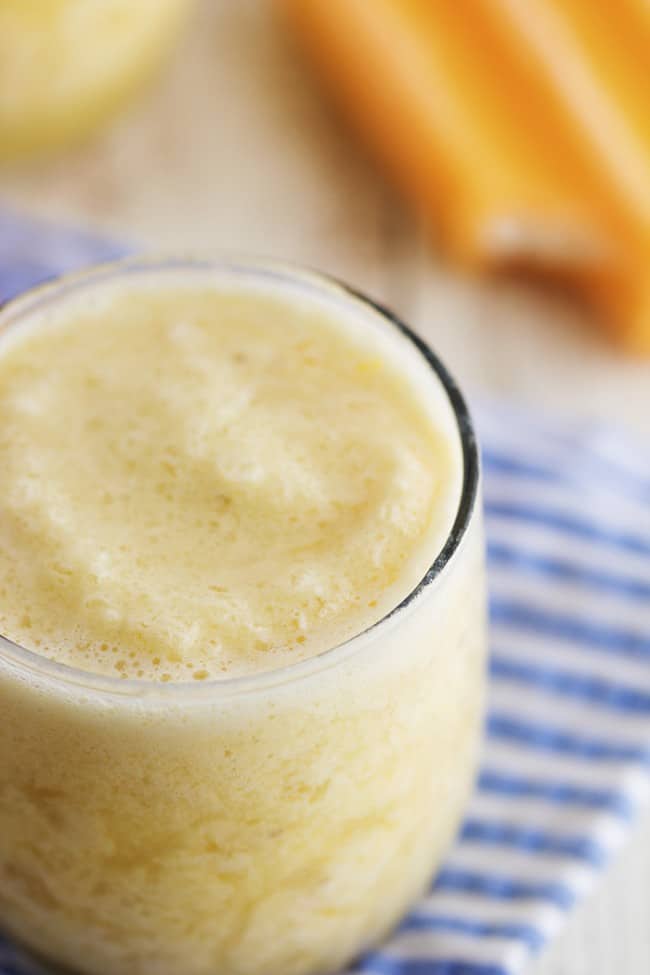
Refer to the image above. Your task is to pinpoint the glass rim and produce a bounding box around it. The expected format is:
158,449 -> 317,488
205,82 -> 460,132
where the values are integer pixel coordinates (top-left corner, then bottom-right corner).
0,255 -> 480,700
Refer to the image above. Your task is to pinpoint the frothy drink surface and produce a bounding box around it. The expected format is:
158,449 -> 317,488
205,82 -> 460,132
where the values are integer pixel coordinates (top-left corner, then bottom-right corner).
0,275 -> 460,680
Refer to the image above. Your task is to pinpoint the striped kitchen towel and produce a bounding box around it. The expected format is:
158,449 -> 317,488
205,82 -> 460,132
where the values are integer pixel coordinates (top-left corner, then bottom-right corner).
1,207 -> 649,975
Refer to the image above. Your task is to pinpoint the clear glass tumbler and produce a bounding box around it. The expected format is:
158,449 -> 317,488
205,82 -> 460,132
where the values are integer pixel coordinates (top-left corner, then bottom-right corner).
0,259 -> 487,975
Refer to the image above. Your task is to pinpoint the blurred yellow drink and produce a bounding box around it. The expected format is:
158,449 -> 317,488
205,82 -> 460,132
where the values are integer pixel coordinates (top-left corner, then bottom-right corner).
0,259 -> 486,975
0,0 -> 193,160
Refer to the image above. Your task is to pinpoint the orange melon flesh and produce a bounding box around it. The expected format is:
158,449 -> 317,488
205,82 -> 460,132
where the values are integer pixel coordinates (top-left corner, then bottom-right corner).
487,0 -> 650,348
489,0 -> 650,231
281,0 -> 611,273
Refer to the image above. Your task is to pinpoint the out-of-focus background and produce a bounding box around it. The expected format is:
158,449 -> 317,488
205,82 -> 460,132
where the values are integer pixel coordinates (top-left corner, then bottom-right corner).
1,2 -> 649,971
3,0 -> 650,434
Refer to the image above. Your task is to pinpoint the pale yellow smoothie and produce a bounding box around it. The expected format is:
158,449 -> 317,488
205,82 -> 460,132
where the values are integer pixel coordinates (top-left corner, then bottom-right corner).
0,260 -> 486,975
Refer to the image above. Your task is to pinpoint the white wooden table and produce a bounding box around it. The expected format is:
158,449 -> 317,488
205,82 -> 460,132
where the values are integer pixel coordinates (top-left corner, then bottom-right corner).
1,2 -> 649,971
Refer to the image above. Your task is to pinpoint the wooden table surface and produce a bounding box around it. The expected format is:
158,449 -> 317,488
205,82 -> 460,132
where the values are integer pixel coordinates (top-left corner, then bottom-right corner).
2,2 -> 649,972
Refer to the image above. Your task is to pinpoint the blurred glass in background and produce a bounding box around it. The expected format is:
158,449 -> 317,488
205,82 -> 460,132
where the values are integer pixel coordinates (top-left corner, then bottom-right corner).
0,0 -> 194,160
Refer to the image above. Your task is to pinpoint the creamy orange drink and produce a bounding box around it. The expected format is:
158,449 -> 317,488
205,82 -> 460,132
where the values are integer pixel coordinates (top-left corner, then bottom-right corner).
0,259 -> 486,975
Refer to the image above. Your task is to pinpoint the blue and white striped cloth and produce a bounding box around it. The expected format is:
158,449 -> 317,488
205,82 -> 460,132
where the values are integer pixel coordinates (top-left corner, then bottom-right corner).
1,207 -> 650,975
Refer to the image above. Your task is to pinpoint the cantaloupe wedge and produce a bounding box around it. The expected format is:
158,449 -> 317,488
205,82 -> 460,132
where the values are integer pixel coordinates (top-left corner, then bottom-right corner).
281,0 -> 613,276
489,0 -> 650,232
486,0 -> 650,348
282,0 -> 650,350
